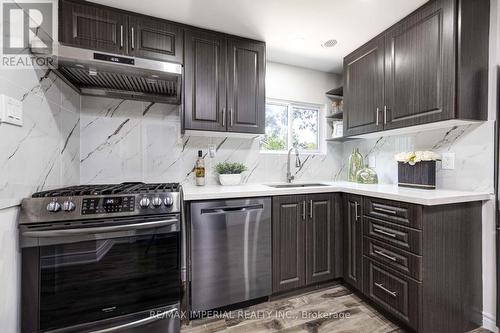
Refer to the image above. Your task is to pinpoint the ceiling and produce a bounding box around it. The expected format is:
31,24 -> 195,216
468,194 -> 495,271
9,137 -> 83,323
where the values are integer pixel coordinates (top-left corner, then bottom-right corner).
90,0 -> 428,73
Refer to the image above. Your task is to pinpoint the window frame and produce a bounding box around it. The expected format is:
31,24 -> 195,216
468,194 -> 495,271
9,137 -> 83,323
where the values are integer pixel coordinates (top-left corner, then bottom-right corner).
260,98 -> 325,155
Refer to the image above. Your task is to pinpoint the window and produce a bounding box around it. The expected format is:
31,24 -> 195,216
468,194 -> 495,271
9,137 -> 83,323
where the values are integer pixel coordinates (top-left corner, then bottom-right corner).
261,100 -> 322,153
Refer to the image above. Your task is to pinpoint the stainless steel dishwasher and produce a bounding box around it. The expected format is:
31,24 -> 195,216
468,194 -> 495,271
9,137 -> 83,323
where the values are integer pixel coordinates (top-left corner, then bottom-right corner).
190,197 -> 272,312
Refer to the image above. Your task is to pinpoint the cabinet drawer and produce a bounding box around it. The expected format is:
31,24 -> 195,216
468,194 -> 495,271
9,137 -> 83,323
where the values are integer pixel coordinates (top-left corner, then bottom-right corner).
364,217 -> 422,255
363,258 -> 420,331
364,197 -> 422,229
363,237 -> 422,280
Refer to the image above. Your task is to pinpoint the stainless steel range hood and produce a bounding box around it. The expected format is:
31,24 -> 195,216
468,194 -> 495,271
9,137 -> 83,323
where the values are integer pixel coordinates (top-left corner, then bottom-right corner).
53,45 -> 182,104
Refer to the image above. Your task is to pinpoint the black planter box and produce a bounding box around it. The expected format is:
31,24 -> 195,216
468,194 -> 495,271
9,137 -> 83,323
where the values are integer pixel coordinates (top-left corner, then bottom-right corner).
398,161 -> 436,189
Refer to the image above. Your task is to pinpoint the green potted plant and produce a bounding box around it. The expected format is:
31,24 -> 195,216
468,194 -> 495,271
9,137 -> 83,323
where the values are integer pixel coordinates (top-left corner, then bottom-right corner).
215,162 -> 247,186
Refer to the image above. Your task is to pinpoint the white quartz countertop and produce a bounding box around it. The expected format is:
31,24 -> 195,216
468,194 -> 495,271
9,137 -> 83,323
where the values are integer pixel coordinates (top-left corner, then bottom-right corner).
182,181 -> 493,206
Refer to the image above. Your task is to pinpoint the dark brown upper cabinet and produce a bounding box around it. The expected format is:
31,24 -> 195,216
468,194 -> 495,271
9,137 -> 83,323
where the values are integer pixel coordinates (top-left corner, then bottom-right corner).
226,39 -> 266,133
184,30 -> 266,134
184,30 -> 227,132
343,0 -> 490,136
272,194 -> 338,294
343,194 -> 363,291
60,0 -> 128,54
343,36 -> 385,137
128,16 -> 183,63
59,0 -> 183,63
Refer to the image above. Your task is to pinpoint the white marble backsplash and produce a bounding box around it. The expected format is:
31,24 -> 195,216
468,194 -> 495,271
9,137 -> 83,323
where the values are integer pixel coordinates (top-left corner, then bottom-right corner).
342,121 -> 495,193
80,97 -> 344,185
0,68 -> 80,209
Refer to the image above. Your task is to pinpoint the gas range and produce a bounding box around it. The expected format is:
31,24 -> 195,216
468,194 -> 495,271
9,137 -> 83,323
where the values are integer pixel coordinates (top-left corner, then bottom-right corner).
19,182 -> 182,224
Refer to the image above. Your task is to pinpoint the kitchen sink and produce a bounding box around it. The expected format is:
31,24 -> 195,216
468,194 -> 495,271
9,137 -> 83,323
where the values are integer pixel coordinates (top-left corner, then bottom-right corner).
266,183 -> 329,188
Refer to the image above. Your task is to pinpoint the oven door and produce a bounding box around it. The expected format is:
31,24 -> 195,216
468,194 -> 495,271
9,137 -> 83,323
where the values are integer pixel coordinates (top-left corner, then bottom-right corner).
21,215 -> 181,333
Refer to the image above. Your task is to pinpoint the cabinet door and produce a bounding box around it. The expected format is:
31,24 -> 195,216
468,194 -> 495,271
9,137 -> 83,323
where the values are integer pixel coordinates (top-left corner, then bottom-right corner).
343,36 -> 385,136
184,30 -> 227,131
59,0 -> 128,54
128,16 -> 183,63
226,38 -> 266,134
272,195 -> 306,293
384,0 -> 455,129
305,194 -> 336,285
343,194 -> 363,290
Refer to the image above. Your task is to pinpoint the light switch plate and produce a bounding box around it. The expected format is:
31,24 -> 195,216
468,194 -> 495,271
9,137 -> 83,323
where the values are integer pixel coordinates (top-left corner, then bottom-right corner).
368,155 -> 376,168
208,145 -> 216,158
0,94 -> 23,126
441,152 -> 455,170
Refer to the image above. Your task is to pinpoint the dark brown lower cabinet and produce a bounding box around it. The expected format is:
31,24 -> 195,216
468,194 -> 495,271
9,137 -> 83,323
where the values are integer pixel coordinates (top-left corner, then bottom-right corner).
350,196 -> 482,333
343,194 -> 363,291
272,194 -> 339,294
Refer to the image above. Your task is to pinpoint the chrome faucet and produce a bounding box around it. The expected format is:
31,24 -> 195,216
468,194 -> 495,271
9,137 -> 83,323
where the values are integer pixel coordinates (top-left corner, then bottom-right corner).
286,147 -> 301,183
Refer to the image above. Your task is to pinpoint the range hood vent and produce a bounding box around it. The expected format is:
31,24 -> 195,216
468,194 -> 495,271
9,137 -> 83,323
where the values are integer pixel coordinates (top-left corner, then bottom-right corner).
53,46 -> 182,104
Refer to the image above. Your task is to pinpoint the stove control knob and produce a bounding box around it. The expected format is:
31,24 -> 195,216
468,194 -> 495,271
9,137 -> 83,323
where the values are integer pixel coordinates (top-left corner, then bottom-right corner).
139,197 -> 151,208
46,201 -> 61,212
151,197 -> 162,207
164,196 -> 174,206
62,200 -> 76,212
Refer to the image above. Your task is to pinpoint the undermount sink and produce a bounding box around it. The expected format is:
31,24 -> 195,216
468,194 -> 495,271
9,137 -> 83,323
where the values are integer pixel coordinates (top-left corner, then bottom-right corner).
266,183 -> 329,188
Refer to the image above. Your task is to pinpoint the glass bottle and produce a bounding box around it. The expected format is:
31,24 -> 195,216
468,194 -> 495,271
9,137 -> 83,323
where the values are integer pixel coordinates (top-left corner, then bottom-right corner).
356,164 -> 378,184
195,150 -> 205,186
348,148 -> 363,182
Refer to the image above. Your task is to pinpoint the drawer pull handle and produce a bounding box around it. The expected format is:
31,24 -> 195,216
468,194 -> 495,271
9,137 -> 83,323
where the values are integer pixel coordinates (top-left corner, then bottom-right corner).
373,228 -> 397,238
375,282 -> 397,297
374,250 -> 397,262
376,207 -> 397,215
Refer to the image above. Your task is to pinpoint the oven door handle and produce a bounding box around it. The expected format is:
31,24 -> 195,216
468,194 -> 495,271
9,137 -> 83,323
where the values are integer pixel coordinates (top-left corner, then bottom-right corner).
89,307 -> 178,333
21,219 -> 178,238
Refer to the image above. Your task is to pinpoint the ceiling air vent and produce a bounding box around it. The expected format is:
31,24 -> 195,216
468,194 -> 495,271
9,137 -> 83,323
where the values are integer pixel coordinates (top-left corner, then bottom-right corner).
321,39 -> 338,48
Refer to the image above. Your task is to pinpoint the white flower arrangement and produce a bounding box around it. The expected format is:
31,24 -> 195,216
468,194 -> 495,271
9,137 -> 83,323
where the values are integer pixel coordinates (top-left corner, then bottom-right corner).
394,151 -> 441,166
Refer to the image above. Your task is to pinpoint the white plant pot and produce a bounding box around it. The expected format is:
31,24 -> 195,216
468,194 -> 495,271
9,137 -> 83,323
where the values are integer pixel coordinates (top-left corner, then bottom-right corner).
219,174 -> 242,186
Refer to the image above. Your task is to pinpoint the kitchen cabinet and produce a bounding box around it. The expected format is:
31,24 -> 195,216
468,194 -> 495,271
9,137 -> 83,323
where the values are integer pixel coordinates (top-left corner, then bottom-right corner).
343,37 -> 384,137
343,0 -> 490,136
128,16 -> 183,63
226,39 -> 266,134
183,30 -> 227,132
272,193 -> 338,293
355,195 -> 482,333
184,30 -> 266,134
59,0 -> 184,62
342,194 -> 363,290
272,195 -> 306,293
60,0 -> 128,54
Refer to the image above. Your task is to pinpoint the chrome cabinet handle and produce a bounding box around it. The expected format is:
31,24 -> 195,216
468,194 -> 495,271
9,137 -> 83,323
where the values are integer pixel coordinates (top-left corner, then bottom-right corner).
376,107 -> 379,126
376,207 -> 397,215
309,200 -> 313,218
120,25 -> 123,48
131,27 -> 135,49
302,201 -> 306,220
375,283 -> 397,297
374,250 -> 397,262
354,202 -> 360,221
90,307 -> 178,333
222,108 -> 226,127
373,228 -> 397,238
383,105 -> 388,124
229,108 -> 234,127
22,219 -> 178,238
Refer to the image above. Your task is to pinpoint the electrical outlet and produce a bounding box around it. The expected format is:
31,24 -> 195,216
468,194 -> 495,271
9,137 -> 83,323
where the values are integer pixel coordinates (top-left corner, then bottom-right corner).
441,152 -> 455,170
208,145 -> 216,158
0,94 -> 23,126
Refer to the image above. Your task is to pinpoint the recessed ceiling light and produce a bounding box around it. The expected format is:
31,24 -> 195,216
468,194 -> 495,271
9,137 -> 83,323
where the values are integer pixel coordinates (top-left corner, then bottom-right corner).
321,39 -> 338,48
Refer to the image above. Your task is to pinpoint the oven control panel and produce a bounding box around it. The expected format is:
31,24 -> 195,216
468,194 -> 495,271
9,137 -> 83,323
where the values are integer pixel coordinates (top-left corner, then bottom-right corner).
82,196 -> 135,215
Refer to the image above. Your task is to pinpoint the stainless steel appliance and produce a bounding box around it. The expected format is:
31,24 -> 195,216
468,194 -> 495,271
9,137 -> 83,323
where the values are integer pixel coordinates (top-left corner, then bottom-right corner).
19,183 -> 183,333
53,45 -> 182,104
189,197 -> 272,312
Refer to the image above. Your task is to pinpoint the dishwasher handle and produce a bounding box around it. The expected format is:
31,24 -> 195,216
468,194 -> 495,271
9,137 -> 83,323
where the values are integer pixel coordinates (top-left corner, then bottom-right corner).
201,204 -> 264,215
